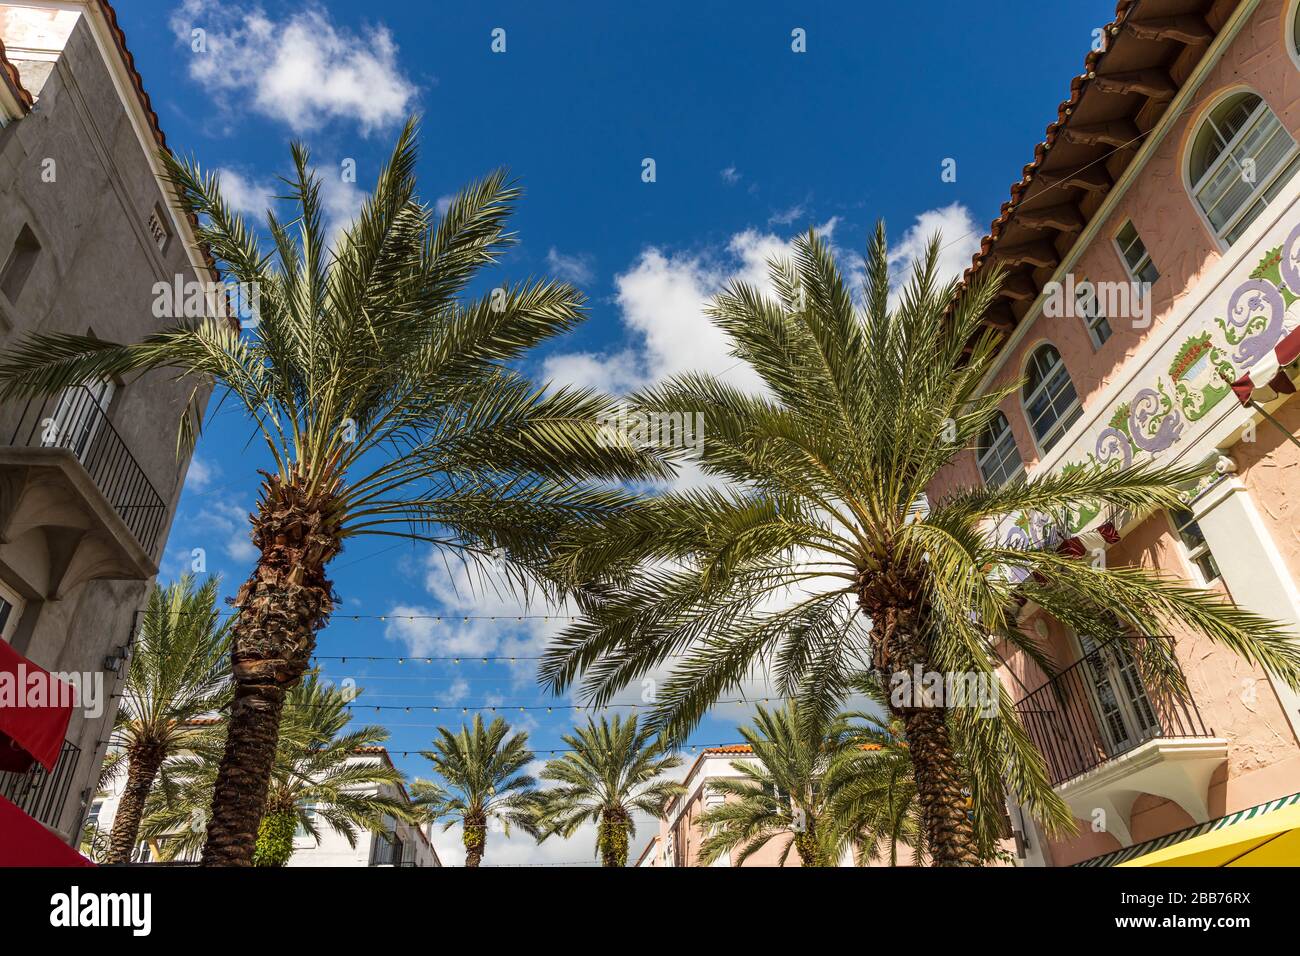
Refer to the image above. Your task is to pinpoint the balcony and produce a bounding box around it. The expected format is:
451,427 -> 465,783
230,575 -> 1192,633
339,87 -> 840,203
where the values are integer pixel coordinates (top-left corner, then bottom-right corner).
1013,637 -> 1228,844
370,830 -> 419,866
0,738 -> 80,832
0,385 -> 164,594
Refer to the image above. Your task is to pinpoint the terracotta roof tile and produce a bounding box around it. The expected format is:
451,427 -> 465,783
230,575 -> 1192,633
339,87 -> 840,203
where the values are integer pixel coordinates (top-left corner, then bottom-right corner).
0,37 -> 33,111
962,0 -> 1140,288
91,1 -> 217,279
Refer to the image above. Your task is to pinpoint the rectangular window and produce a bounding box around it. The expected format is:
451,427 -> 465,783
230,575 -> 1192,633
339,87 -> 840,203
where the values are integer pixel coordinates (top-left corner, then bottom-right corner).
0,580 -> 23,643
1170,507 -> 1221,584
0,224 -> 40,303
1114,222 -> 1159,288
1075,280 -> 1113,349
146,205 -> 172,254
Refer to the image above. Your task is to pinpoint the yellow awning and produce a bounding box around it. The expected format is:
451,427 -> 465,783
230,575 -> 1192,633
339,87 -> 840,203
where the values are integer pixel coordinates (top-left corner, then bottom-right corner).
1118,804 -> 1300,867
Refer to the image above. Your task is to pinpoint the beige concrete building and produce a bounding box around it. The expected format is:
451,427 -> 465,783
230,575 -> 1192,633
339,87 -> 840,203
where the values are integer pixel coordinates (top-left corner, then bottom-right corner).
0,1 -> 211,846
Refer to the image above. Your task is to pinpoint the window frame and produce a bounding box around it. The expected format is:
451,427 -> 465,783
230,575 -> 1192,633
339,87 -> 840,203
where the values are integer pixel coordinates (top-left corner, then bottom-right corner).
1112,221 -> 1159,290
976,412 -> 1024,488
1287,0 -> 1300,71
1187,91 -> 1300,247
0,578 -> 24,643
1168,507 -> 1222,586
1020,344 -> 1084,456
1073,277 -> 1113,350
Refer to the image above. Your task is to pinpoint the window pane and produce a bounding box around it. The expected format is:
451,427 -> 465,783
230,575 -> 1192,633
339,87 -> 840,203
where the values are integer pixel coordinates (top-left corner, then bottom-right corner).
1090,313 -> 1113,345
978,415 -> 1022,487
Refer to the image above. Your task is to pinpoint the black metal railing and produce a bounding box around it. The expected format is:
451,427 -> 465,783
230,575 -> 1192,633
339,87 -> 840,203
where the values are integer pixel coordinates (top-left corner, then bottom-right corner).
0,739 -> 81,829
371,830 -> 419,866
1013,637 -> 1212,787
7,386 -> 166,556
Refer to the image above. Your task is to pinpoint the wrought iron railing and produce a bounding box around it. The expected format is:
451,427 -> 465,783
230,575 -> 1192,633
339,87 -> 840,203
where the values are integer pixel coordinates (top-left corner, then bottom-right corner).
0,739 -> 81,829
371,830 -> 418,866
7,385 -> 166,556
1012,637 -> 1212,787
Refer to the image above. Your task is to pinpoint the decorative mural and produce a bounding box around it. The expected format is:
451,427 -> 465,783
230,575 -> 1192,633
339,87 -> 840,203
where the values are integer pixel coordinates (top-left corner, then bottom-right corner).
1000,219 -> 1300,548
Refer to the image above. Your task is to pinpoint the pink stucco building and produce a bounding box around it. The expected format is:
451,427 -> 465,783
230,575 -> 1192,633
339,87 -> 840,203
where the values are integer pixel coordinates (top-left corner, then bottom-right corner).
636,746 -> 816,867
925,0 -> 1300,866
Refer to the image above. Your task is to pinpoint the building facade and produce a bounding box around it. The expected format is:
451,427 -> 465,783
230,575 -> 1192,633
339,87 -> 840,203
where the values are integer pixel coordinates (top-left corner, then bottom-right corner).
635,745 -> 875,867
928,0 -> 1300,865
0,1 -> 211,847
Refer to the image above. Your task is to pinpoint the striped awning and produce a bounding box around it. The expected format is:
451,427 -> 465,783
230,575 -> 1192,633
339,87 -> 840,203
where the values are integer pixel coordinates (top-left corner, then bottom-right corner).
1056,520 -> 1122,559
1231,326 -> 1300,405
1075,791 -> 1300,867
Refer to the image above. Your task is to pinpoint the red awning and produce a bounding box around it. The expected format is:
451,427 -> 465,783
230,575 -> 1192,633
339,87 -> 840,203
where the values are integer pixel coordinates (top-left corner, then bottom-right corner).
0,639 -> 75,773
1057,520 -> 1122,559
1232,326 -> 1300,406
0,793 -> 95,867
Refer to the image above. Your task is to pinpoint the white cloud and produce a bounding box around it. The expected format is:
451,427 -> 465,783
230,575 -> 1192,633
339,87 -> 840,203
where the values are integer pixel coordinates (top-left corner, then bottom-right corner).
171,1 -> 418,135
541,349 -> 642,394
768,203 -> 806,226
215,164 -> 364,242
215,168 -> 275,219
381,556 -> 575,687
542,219 -> 842,398
319,172 -> 366,239
185,454 -> 216,492
435,195 -> 454,216
545,248 -> 596,286
720,165 -> 741,186
887,202 -> 982,294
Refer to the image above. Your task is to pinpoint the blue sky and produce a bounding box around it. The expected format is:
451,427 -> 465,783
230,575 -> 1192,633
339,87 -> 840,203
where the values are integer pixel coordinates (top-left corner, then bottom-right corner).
119,0 -> 1116,863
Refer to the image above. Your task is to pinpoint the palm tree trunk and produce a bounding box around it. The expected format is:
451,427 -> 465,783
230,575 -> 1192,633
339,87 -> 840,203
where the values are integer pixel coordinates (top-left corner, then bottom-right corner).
201,475 -> 340,866
598,808 -> 630,867
106,749 -> 163,864
464,812 -> 487,867
793,814 -> 833,867
897,706 -> 979,866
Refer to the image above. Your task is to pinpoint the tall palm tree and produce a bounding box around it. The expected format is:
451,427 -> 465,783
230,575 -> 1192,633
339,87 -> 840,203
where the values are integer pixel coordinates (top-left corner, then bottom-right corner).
697,702 -> 855,867
0,120 -> 666,865
106,575 -> 231,864
535,714 -> 685,866
540,226 -> 1300,865
141,673 -> 419,866
413,715 -> 540,867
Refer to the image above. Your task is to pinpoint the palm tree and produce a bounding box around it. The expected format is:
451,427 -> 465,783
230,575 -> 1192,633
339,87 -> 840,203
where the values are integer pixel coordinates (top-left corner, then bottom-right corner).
697,702 -> 855,867
0,120 -> 667,864
826,709 -> 924,866
105,575 -> 231,864
540,226 -> 1300,865
413,715 -> 541,867
141,673 -> 419,865
535,714 -> 685,866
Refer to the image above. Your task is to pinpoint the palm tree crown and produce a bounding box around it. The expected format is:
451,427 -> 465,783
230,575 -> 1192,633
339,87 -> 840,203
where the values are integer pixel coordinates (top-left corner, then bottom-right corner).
698,702 -> 855,867
141,673 -> 418,865
106,575 -> 231,864
0,118 -> 667,864
541,226 -> 1300,865
413,715 -> 540,867
535,714 -> 685,866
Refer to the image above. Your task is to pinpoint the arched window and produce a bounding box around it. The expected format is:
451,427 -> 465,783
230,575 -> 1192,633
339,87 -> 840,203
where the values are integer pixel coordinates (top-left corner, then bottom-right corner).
977,412 -> 1023,487
1188,91 -> 1299,245
1293,0 -> 1300,59
1022,344 -> 1082,453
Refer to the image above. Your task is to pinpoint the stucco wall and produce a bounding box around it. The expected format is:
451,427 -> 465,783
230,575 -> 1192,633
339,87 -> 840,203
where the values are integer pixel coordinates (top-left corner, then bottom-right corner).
932,0 -> 1300,494
927,0 -> 1300,865
0,13 -> 210,841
